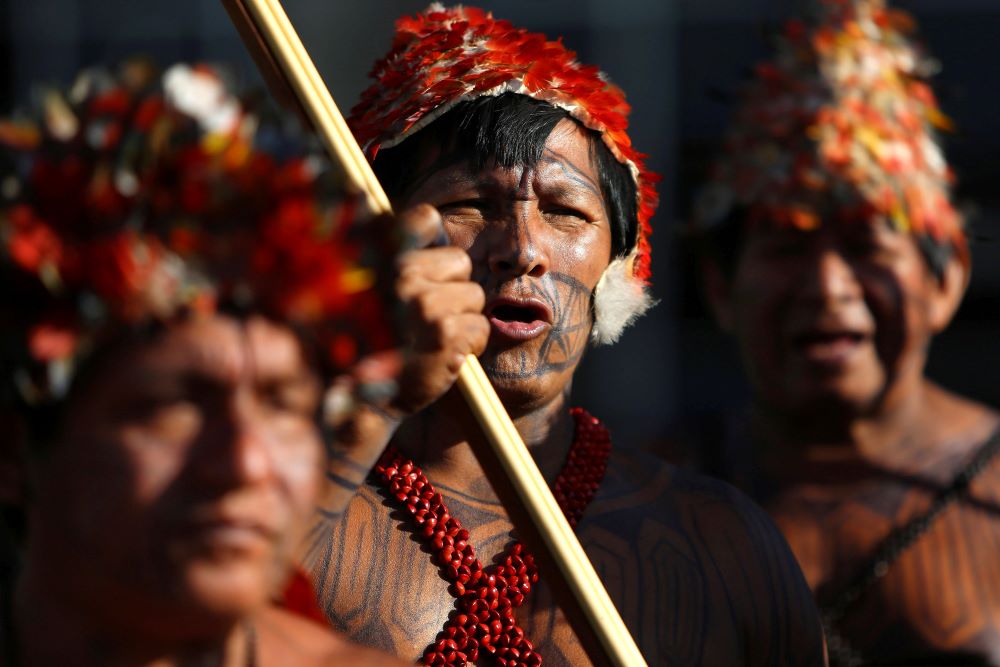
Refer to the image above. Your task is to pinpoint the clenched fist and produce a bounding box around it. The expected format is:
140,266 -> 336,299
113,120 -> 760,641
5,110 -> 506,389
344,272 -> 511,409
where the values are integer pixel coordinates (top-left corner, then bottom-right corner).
314,203 -> 489,520
388,204 -> 490,417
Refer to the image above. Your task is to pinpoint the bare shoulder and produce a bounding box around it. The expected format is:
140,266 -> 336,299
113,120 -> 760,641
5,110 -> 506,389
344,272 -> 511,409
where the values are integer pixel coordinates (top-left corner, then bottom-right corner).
255,606 -> 409,666
924,381 -> 997,420
579,449 -> 826,667
590,446 -> 807,550
921,383 -> 1000,501
921,383 -> 999,454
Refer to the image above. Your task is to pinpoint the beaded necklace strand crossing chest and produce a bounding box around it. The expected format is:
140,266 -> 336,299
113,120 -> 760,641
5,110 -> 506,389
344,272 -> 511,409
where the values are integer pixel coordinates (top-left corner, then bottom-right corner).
822,427 -> 1000,667
373,407 -> 612,667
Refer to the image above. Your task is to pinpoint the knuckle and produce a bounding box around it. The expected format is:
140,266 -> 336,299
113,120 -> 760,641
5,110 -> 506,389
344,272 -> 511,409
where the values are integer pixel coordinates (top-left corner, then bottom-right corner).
400,203 -> 443,244
474,315 -> 491,336
467,283 -> 486,311
472,317 -> 491,345
452,249 -> 473,276
394,256 -> 415,282
394,258 -> 428,295
394,272 -> 415,300
446,353 -> 466,374
406,202 -> 440,224
435,317 -> 459,346
413,292 -> 437,321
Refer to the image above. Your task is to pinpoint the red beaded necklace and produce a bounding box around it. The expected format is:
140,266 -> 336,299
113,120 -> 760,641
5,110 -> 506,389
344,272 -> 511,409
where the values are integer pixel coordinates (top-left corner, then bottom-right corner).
373,407 -> 611,667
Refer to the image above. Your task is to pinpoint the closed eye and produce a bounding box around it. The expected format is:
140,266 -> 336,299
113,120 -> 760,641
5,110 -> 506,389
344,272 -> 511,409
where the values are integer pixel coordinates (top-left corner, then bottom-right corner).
258,386 -> 317,421
438,198 -> 490,213
545,207 -> 590,221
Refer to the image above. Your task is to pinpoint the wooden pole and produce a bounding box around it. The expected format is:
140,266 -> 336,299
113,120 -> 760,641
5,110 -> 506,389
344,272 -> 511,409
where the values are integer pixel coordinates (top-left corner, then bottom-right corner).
222,2 -> 648,665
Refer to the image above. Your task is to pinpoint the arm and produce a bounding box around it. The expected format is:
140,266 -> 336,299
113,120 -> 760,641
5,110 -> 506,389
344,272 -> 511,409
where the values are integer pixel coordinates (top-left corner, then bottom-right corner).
680,484 -> 825,667
315,401 -> 401,524
310,203 -> 489,522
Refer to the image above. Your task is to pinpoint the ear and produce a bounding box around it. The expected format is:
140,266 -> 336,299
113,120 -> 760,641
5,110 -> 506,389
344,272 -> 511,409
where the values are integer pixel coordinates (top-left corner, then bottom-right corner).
927,253 -> 969,333
702,258 -> 736,332
590,253 -> 657,345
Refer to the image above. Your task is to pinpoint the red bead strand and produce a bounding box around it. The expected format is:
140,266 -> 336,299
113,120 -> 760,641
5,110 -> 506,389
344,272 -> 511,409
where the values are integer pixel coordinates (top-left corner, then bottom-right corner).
373,408 -> 611,666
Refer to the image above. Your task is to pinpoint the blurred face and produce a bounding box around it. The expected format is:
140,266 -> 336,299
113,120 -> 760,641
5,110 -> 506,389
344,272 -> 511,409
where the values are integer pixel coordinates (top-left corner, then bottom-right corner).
718,220 -> 959,419
403,120 -> 613,412
29,315 -> 323,634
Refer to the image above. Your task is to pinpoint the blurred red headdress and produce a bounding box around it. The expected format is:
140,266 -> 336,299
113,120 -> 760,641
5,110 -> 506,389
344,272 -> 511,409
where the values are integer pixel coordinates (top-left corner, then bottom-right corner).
0,59 -> 393,405
694,0 -> 965,255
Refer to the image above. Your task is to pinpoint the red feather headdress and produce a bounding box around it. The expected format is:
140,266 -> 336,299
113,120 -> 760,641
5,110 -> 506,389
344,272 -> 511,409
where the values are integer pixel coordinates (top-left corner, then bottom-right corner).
695,0 -> 965,255
349,3 -> 659,287
0,60 -> 392,404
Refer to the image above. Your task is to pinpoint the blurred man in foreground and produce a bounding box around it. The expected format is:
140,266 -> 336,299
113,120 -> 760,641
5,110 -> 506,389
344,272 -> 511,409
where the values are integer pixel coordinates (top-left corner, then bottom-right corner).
0,61 -> 406,666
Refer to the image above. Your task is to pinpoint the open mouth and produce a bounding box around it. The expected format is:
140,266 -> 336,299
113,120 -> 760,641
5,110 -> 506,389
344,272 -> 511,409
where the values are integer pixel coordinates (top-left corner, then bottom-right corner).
486,298 -> 551,341
791,330 -> 868,364
794,331 -> 865,346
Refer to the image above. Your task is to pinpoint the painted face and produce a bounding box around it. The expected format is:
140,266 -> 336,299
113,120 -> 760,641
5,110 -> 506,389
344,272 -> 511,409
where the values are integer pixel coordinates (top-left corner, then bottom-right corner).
30,315 -> 323,631
721,220 -> 956,419
404,119 -> 613,413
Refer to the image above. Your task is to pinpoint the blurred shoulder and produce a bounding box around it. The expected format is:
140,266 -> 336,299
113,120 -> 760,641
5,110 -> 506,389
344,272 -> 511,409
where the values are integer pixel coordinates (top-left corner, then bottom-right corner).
591,446 -> 772,528
583,448 -> 826,666
585,446 -> 796,598
921,383 -> 1000,501
256,606 -> 410,666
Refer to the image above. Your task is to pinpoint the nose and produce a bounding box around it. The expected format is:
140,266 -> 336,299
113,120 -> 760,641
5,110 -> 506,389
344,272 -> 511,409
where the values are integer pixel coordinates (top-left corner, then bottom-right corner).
194,395 -> 274,489
486,205 -> 550,279
799,247 -> 863,306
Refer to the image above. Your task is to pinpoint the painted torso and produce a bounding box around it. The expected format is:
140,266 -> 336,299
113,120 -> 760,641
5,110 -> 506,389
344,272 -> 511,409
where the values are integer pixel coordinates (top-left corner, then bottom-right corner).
677,395 -> 1000,666
768,428 -> 1000,665
307,413 -> 823,667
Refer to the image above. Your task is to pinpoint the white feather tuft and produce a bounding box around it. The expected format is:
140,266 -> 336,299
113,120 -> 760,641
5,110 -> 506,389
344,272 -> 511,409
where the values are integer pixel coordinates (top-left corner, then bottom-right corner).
590,253 -> 656,345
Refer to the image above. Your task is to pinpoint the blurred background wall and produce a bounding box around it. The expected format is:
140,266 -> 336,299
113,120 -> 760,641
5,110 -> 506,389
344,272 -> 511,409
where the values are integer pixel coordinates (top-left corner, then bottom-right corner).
1,0 -> 997,449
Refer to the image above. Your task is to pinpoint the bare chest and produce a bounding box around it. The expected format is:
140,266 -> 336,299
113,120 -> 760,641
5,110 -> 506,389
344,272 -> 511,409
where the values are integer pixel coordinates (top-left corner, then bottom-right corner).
308,480 -> 755,666
770,482 -> 1000,661
308,483 -> 589,665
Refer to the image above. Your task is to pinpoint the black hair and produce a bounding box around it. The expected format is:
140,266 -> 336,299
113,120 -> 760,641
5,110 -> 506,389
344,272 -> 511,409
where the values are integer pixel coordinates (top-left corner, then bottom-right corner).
372,93 -> 638,258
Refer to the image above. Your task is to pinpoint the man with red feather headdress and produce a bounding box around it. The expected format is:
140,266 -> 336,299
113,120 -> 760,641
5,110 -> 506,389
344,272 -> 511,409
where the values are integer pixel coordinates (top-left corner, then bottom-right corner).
304,6 -> 825,666
0,59 -> 410,666
688,0 -> 1000,664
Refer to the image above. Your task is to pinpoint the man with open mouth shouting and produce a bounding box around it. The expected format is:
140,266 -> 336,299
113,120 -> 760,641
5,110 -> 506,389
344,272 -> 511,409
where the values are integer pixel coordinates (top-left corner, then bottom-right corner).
690,0 -> 1000,664
304,6 -> 824,666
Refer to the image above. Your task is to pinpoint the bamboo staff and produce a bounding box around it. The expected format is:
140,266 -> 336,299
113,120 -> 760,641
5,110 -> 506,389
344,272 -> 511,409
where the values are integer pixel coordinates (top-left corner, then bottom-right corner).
221,2 -> 648,665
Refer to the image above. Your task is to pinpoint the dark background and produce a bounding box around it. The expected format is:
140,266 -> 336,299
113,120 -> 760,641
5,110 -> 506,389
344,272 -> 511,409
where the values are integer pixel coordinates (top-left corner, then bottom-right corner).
2,0 -> 997,448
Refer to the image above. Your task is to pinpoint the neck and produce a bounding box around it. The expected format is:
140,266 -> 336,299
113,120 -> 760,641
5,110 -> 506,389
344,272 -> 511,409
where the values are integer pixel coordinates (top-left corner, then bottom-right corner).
752,382 -> 926,486
512,389 -> 576,480
393,387 -> 576,491
13,555 -> 248,667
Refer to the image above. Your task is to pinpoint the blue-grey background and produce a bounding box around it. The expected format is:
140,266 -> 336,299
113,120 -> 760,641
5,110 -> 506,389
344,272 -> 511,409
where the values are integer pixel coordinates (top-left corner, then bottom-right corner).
2,0 -> 997,449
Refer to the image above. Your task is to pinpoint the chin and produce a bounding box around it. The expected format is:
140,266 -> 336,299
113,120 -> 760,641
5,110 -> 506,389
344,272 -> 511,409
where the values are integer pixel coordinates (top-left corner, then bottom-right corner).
779,382 -> 885,421
485,369 -> 550,413
178,559 -> 280,620
489,380 -> 550,417
479,351 -> 553,416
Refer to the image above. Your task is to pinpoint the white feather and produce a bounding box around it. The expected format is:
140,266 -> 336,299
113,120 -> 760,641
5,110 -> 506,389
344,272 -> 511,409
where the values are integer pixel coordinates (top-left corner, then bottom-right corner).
590,253 -> 656,345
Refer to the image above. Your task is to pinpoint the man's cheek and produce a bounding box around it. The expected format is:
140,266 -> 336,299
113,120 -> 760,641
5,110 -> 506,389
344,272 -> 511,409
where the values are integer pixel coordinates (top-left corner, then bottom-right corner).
280,451 -> 324,503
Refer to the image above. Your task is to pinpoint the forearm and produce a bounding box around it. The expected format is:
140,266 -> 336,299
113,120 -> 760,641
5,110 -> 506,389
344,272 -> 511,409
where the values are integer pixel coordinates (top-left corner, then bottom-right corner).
316,404 -> 400,522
